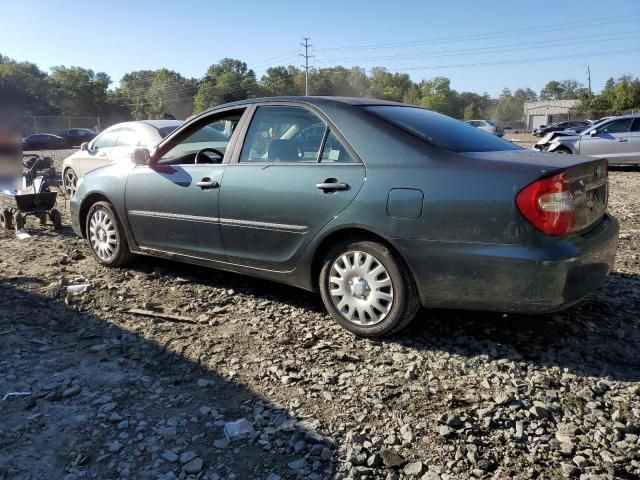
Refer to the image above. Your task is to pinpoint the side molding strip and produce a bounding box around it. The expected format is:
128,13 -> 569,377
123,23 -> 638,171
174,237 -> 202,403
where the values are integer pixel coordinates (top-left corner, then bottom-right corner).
128,210 -> 308,234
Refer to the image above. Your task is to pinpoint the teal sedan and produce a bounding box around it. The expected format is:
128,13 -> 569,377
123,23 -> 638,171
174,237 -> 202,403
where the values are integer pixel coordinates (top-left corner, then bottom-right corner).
70,97 -> 618,337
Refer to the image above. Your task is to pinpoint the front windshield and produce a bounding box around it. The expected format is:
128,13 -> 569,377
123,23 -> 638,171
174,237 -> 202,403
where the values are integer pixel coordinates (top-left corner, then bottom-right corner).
364,106 -> 520,153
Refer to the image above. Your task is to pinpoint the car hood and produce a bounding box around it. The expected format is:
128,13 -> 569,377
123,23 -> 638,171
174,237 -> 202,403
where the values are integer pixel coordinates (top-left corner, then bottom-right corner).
461,148 -> 595,171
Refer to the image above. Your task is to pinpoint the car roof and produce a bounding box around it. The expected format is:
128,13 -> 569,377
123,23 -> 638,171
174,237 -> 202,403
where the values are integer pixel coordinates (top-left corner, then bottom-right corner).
138,120 -> 184,128
200,96 -> 406,115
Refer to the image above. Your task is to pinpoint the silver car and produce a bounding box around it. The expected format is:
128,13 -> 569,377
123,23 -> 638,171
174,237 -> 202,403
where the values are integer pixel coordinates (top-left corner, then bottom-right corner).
465,120 -> 503,137
62,120 -> 183,197
534,115 -> 640,166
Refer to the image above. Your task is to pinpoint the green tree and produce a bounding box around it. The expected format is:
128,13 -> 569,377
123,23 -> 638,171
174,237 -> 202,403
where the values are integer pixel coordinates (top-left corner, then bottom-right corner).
260,66 -> 298,96
117,70 -> 156,119
0,54 -> 51,114
419,76 -> 457,116
48,66 -> 111,116
368,68 -> 413,102
145,69 -> 197,119
193,58 -> 257,113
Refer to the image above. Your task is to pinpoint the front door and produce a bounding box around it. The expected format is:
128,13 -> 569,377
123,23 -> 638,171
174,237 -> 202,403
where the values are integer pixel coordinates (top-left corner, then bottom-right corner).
219,104 -> 366,270
78,129 -> 119,176
124,109 -> 246,260
626,117 -> 640,164
579,117 -> 633,162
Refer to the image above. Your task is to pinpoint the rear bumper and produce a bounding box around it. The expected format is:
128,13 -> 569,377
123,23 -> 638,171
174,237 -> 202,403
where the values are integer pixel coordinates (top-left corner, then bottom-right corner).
394,214 -> 619,313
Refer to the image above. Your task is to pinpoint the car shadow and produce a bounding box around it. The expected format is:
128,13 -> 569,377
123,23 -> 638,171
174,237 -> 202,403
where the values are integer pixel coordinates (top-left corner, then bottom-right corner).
121,256 -> 639,382
0,282 -> 335,479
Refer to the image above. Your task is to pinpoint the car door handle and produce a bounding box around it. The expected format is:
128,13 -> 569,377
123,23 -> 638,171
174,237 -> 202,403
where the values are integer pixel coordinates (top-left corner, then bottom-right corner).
316,180 -> 349,192
196,178 -> 219,190
615,138 -> 628,142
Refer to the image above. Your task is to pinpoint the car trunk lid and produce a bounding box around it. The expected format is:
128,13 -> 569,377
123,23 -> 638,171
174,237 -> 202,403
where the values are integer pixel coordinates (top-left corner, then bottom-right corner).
463,150 -> 608,233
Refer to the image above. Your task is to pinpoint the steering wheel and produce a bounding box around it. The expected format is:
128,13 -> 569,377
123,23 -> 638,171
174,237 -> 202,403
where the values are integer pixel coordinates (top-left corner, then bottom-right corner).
194,148 -> 224,164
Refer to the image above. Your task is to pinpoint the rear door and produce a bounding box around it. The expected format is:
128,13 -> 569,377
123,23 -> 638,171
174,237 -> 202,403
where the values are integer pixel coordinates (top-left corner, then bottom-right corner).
218,104 -> 365,271
578,117 -> 633,163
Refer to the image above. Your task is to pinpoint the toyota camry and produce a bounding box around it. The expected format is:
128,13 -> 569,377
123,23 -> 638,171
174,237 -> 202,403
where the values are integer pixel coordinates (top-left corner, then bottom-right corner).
70,97 -> 618,337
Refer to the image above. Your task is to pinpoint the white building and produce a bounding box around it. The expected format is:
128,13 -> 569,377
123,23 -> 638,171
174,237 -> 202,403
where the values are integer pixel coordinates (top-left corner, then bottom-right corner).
523,100 -> 583,131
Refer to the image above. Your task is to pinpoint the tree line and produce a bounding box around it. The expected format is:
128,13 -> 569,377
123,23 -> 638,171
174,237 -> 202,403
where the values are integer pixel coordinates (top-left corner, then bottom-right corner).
1,53 -> 638,126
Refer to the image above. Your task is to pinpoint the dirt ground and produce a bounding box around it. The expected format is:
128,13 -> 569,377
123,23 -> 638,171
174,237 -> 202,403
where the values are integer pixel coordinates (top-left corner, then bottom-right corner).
0,149 -> 638,480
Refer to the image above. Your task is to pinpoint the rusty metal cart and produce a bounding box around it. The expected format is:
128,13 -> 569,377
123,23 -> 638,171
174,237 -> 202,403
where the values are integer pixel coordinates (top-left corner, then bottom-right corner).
0,154 -> 62,232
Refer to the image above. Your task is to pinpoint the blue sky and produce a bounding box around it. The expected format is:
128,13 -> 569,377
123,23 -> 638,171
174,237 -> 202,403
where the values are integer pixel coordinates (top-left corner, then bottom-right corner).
1,0 -> 639,97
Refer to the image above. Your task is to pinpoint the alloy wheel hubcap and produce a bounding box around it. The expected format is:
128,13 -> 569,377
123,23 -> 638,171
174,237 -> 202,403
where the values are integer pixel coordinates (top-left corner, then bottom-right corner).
89,209 -> 117,261
65,170 -> 77,197
328,251 -> 394,325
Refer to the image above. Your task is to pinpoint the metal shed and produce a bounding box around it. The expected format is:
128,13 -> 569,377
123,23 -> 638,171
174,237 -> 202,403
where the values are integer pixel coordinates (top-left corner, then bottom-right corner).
523,100 -> 583,131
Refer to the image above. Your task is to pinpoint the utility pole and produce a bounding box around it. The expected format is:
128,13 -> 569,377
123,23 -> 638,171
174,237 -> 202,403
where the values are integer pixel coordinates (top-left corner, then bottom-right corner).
299,37 -> 313,96
586,65 -> 592,96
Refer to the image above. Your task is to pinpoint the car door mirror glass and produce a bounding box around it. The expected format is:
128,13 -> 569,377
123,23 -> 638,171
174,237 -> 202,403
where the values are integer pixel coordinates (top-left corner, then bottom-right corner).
589,129 -> 598,137
131,148 -> 151,166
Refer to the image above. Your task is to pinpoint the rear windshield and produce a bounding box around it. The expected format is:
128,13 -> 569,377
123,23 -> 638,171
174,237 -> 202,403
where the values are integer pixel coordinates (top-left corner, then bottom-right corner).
363,106 -> 520,153
158,126 -> 181,138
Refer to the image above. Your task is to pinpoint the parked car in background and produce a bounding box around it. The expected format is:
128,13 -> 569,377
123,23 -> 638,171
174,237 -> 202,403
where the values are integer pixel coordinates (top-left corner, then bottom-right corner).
465,120 -> 503,136
59,128 -> 96,148
502,126 -> 520,134
534,115 -> 640,165
22,133 -> 64,150
62,120 -> 182,197
70,96 -> 617,337
535,121 -> 590,137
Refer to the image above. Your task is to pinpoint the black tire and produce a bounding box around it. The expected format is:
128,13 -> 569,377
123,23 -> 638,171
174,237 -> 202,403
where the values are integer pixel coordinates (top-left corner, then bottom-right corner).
50,209 -> 63,230
0,209 -> 13,229
85,201 -> 133,267
38,213 -> 47,225
553,147 -> 571,154
319,239 -> 421,337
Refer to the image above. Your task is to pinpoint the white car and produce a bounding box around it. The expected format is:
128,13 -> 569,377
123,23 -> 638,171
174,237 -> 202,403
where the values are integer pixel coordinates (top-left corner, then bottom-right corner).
62,120 -> 182,196
465,120 -> 503,137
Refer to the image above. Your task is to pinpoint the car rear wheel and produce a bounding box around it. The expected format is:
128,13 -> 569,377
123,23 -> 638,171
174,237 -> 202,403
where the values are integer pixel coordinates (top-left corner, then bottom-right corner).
319,239 -> 421,337
64,168 -> 78,197
85,201 -> 133,267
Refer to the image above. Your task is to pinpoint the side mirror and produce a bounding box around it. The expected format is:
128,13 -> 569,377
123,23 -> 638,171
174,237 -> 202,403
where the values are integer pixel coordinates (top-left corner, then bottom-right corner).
589,129 -> 598,137
131,147 -> 151,166
80,142 -> 89,151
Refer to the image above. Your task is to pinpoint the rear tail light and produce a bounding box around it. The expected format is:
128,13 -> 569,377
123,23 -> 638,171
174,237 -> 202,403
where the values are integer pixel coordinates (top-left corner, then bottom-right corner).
516,172 -> 575,236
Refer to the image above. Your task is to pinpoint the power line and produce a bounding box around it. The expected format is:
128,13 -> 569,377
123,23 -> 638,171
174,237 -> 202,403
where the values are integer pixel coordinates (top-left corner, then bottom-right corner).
315,14 -> 640,52
315,30 -> 640,64
299,37 -> 313,96
379,47 -> 640,72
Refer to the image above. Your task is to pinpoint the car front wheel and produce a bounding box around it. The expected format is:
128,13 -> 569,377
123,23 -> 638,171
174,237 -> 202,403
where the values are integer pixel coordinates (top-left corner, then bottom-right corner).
319,239 -> 421,337
85,201 -> 133,267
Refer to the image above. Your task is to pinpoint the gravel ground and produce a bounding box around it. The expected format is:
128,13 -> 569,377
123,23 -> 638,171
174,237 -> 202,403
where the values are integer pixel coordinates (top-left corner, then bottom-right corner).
0,150 -> 638,480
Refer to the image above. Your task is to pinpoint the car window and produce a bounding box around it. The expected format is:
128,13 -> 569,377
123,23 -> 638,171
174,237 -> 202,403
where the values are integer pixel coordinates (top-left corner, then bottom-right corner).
596,118 -> 633,135
320,130 -> 355,163
631,118 -> 640,132
117,128 -> 142,147
240,106 -> 326,163
157,125 -> 181,138
364,106 -> 520,153
157,112 -> 240,165
92,130 -> 118,149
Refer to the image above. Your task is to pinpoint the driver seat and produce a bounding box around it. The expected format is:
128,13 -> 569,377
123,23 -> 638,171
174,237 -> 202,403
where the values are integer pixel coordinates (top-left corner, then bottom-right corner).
267,140 -> 299,162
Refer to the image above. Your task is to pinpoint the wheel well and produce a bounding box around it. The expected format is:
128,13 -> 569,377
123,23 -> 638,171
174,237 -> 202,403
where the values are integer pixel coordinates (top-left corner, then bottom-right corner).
310,228 -> 413,291
552,145 -> 572,153
78,193 -> 111,238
